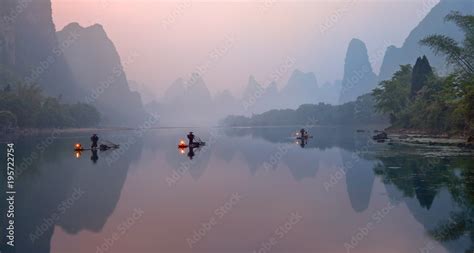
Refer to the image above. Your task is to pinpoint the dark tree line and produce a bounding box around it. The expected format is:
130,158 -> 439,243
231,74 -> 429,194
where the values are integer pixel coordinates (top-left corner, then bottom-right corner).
0,66 -> 100,130
221,93 -> 387,127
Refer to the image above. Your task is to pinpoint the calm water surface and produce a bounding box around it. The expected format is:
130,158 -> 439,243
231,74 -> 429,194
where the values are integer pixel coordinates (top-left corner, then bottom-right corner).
1,127 -> 473,253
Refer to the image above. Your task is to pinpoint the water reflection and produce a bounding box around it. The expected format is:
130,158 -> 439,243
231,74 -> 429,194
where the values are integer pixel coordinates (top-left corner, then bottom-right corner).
374,149 -> 474,252
296,138 -> 307,148
0,132 -> 143,253
0,127 -> 472,253
91,149 -> 99,163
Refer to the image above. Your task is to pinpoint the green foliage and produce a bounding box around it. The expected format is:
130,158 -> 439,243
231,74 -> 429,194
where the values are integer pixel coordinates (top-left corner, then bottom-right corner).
373,12 -> 474,134
373,62 -> 471,132
411,56 -> 434,96
0,67 -> 101,128
372,65 -> 412,124
221,94 -> 387,126
421,11 -> 474,75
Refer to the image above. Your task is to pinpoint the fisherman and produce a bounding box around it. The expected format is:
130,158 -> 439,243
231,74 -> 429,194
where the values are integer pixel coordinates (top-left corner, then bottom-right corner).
91,134 -> 99,149
187,132 -> 195,146
300,128 -> 307,138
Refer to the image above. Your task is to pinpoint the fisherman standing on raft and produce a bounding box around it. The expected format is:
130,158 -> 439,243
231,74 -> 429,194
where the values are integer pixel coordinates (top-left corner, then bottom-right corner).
91,134 -> 99,149
187,132 -> 195,146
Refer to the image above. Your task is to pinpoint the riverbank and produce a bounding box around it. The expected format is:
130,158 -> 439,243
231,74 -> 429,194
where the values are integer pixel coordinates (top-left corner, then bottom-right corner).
383,128 -> 474,149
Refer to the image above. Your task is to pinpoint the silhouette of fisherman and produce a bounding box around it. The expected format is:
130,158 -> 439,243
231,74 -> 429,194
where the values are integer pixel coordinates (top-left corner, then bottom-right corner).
91,149 -> 99,164
187,147 -> 195,160
300,129 -> 306,138
187,132 -> 195,146
91,134 -> 99,149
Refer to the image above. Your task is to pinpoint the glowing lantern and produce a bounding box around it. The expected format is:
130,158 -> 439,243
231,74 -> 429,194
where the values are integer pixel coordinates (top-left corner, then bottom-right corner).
74,143 -> 83,151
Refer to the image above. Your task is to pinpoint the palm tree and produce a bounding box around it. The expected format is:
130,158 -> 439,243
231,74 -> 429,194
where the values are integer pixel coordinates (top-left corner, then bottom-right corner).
420,11 -> 474,75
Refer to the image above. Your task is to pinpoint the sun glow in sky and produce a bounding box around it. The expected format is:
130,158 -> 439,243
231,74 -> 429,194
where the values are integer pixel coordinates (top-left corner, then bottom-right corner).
52,0 -> 438,97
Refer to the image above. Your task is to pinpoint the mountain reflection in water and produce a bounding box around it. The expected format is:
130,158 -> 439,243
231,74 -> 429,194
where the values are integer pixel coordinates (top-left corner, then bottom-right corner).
0,127 -> 472,253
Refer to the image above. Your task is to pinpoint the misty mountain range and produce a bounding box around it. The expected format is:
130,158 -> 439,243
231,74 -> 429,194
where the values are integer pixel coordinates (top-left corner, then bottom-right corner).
57,22 -> 146,125
149,0 -> 472,124
0,0 -> 145,126
0,0 -> 472,126
378,0 -> 473,81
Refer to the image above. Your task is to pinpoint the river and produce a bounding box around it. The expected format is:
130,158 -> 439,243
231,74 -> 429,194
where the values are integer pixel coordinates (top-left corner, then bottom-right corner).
1,126 -> 473,253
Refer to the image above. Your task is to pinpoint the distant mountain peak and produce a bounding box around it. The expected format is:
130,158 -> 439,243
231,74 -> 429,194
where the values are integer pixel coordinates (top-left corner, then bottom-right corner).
62,22 -> 82,30
379,0 -> 473,80
62,22 -> 104,32
339,38 -> 377,103
248,75 -> 259,85
164,74 -> 212,104
345,38 -> 372,71
287,69 -> 318,87
61,22 -> 109,42
348,38 -> 365,47
57,21 -> 145,125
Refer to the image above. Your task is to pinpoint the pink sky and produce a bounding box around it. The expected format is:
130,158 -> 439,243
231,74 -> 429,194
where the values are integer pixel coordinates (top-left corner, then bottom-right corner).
51,0 -> 438,98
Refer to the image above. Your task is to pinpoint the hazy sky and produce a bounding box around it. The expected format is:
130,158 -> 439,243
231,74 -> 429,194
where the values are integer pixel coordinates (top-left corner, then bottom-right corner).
51,0 -> 439,97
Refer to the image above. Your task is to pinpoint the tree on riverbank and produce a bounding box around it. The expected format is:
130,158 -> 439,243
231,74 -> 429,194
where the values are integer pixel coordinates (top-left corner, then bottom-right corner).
0,67 -> 100,129
411,56 -> 434,97
373,12 -> 474,134
221,93 -> 387,126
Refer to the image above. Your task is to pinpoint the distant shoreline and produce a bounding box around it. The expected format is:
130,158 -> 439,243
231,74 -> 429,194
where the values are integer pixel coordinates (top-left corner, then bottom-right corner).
3,125 -> 472,140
